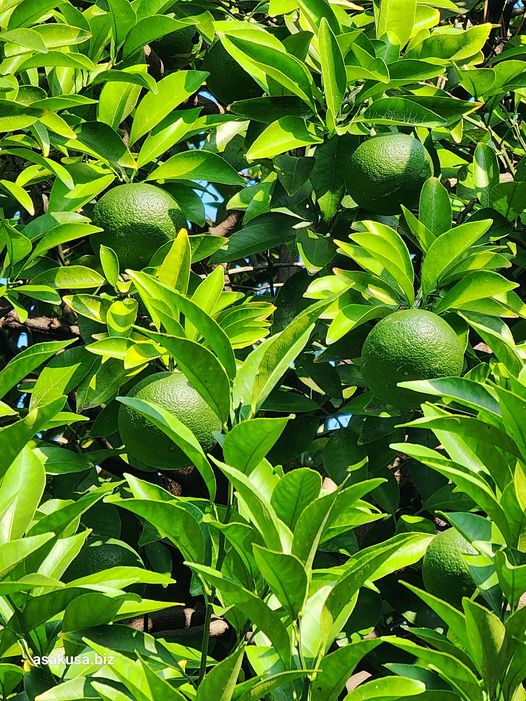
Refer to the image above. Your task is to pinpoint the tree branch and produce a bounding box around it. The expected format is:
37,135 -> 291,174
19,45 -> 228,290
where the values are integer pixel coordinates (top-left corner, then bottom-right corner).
208,211 -> 242,237
0,310 -> 80,338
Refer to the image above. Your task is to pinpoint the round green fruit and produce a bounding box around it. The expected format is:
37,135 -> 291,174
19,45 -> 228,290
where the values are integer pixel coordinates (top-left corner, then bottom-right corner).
90,183 -> 187,270
272,269 -> 312,333
118,371 -> 221,470
202,41 -> 262,106
345,133 -> 433,215
152,26 -> 197,67
361,309 -> 464,409
422,528 -> 477,606
64,537 -> 142,582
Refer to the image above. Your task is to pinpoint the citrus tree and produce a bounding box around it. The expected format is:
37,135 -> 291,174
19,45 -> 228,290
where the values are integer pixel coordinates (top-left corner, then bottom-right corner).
0,0 -> 525,700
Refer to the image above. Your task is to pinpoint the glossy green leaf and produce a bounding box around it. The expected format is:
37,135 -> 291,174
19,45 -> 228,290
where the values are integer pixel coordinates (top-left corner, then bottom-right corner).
419,177 -> 452,235
196,646 -> 245,701
246,116 -> 322,161
376,0 -> 416,47
421,219 -> 492,296
310,640 -> 381,701
0,339 -> 73,399
434,271 -> 517,314
356,97 -> 446,127
224,417 -> 290,473
319,18 -> 346,126
117,397 -> 216,497
147,149 -> 244,185
110,496 -> 206,563
474,143 -> 499,208
130,71 -> 207,145
253,546 -> 308,619
344,676 -> 425,700
0,446 -> 45,543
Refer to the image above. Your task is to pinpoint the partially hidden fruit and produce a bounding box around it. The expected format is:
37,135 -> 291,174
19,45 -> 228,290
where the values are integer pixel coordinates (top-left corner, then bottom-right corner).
361,309 -> 464,409
202,41 -> 262,106
272,269 -> 312,333
118,371 -> 221,470
64,537 -> 142,582
422,528 -> 477,606
90,183 -> 187,270
152,26 -> 197,68
345,133 -> 433,215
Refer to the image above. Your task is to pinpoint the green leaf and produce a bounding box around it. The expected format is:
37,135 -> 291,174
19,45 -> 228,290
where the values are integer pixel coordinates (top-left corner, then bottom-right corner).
129,71 -> 207,145
383,637 -> 485,700
392,442 -> 511,543
28,222 -> 102,262
122,15 -> 196,58
62,592 -> 127,633
31,265 -> 105,289
224,417 -> 290,473
246,116 -> 322,161
137,108 -> 201,167
0,398 -> 66,477
211,459 -> 285,551
7,0 -> 62,29
409,23 -> 492,62
327,303 -> 391,345
351,221 -> 414,303
158,228 -> 191,294
147,150 -> 244,185
210,213 -> 297,263
319,18 -> 346,127
490,181 -> 526,221
72,121 -> 136,170
0,446 -> 45,543
0,99 -> 43,131
463,599 -> 506,691
107,0 -> 136,46
98,76 -> 142,131
0,339 -> 73,398
376,0 -> 417,47
344,676 -> 425,700
109,496 -> 206,563
270,468 -> 322,530
397,376 -> 500,415
107,299 -> 138,337
0,534 -> 53,579
0,27 -> 48,53
30,347 -> 94,409
474,143 -> 499,208
0,179 -> 33,215
253,546 -> 308,619
189,563 -> 292,665
233,302 -> 326,416
310,640 -> 381,701
129,272 -> 236,380
220,32 -> 316,109
421,219 -> 492,297
196,646 -> 245,701
419,177 -> 452,235
434,271 -> 517,314
356,97 -> 446,128
319,538 -> 407,653
117,398 -> 216,497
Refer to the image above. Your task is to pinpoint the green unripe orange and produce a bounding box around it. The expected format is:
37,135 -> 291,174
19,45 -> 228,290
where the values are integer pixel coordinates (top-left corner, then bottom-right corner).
345,134 -> 433,215
422,528 -> 477,606
90,183 -> 187,270
361,309 -> 464,409
118,371 -> 221,470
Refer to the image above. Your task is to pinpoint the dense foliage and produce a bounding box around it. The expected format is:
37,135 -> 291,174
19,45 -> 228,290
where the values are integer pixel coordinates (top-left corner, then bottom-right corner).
0,0 -> 525,699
